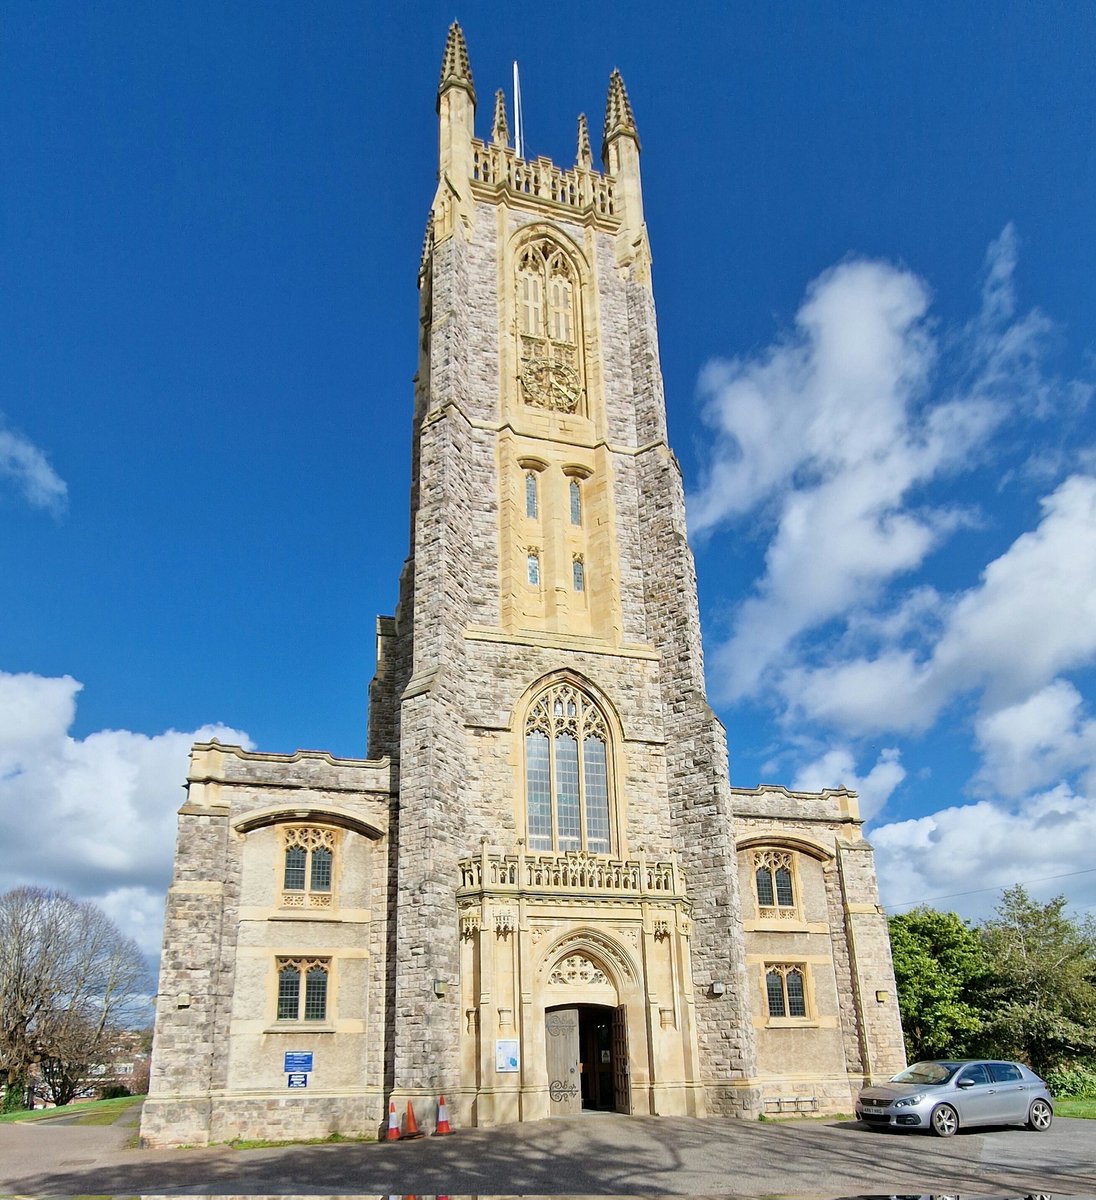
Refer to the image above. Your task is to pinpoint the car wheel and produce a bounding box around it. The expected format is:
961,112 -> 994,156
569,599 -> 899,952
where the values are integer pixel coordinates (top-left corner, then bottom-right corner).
1026,1099 -> 1053,1131
930,1104 -> 959,1138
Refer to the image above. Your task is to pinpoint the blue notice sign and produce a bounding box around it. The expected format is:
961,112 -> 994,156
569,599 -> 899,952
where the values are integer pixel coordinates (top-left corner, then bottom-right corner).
284,1052 -> 313,1073
287,1072 -> 308,1089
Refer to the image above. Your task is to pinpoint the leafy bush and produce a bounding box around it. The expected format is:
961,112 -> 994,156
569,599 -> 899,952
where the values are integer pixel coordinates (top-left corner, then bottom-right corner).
98,1084 -> 131,1100
1044,1063 -> 1096,1099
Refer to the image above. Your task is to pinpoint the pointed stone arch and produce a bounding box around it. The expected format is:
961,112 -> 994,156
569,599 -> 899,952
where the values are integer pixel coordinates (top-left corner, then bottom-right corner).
539,925 -> 638,992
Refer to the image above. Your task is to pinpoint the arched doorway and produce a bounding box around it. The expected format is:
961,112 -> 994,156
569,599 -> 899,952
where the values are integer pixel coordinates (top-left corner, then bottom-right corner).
545,1003 -> 629,1115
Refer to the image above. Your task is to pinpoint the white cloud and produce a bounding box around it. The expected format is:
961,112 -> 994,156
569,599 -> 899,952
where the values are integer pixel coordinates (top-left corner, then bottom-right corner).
0,669 -> 252,956
690,227 -> 1086,706
791,745 -> 906,821
0,421 -> 68,515
973,679 -> 1096,799
783,473 -> 1096,734
873,784 -> 1096,921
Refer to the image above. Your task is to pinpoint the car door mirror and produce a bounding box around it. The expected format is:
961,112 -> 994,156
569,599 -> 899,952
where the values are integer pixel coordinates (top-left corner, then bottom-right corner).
957,1077 -> 975,1088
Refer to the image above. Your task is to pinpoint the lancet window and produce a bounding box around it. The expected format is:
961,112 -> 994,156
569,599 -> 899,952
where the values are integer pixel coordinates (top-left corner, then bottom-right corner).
524,682 -> 611,854
516,240 -> 583,414
569,478 -> 582,525
525,471 -> 539,519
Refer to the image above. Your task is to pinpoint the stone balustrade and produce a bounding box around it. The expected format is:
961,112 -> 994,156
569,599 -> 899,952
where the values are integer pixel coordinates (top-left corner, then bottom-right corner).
458,841 -> 685,899
471,140 -> 616,218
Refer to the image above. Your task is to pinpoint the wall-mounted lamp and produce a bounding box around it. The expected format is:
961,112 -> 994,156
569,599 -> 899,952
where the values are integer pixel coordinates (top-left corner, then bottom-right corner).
710,981 -> 726,998
875,989 -> 888,1004
433,979 -> 448,998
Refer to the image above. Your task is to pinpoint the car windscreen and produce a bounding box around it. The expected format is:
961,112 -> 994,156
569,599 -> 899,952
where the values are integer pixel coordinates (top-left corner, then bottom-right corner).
889,1062 -> 958,1085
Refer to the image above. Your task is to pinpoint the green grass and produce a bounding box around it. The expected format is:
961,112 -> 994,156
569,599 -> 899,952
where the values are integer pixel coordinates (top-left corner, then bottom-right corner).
1056,1097 -> 1096,1118
0,1094 -> 144,1125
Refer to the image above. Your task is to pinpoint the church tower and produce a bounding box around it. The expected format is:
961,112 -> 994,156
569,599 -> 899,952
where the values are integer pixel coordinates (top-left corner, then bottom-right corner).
368,24 -> 761,1121
140,24 -> 905,1148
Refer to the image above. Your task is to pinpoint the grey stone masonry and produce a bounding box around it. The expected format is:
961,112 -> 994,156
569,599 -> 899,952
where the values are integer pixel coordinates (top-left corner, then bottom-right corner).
141,745 -> 390,1148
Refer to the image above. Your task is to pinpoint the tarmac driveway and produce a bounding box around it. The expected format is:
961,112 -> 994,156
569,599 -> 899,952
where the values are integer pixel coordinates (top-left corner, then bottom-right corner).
2,1104 -> 1095,1196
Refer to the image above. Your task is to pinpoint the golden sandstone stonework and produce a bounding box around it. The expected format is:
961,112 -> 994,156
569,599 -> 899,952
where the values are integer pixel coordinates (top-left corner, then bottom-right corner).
141,23 -> 905,1147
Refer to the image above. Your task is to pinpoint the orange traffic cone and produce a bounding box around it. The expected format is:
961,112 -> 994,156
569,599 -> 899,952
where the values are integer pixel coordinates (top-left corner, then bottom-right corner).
385,1100 -> 399,1140
434,1095 -> 452,1135
401,1099 -> 425,1139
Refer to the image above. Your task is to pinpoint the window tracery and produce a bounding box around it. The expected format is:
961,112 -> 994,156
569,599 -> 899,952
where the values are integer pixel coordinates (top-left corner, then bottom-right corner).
516,240 -> 583,414
276,957 -> 330,1021
765,964 -> 807,1019
281,827 -> 335,909
525,682 -> 611,853
753,849 -> 796,918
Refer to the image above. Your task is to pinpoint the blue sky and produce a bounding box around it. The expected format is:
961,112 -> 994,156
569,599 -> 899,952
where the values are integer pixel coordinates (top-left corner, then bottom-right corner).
2,2 -> 1094,957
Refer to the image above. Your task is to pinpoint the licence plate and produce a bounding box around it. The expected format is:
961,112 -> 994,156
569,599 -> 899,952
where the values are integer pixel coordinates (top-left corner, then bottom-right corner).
862,1106 -> 885,1114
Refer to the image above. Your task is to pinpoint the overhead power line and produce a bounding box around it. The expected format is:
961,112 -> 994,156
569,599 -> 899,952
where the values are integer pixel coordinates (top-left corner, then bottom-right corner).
883,865 -> 1096,911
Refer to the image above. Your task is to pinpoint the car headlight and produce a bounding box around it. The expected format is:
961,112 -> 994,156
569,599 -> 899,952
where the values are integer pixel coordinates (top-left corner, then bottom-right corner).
894,1094 -> 925,1107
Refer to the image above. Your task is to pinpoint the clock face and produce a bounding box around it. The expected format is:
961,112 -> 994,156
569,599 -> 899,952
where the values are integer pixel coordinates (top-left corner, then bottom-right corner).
521,346 -> 582,414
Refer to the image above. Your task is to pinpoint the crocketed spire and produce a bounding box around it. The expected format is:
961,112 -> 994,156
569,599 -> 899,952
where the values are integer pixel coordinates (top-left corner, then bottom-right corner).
491,88 -> 509,147
576,113 -> 592,169
602,68 -> 637,142
437,21 -> 476,110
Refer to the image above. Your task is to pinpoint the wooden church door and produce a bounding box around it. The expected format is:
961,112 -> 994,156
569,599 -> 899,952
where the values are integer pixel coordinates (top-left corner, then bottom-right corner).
545,1007 -> 581,1116
612,1004 -> 630,1113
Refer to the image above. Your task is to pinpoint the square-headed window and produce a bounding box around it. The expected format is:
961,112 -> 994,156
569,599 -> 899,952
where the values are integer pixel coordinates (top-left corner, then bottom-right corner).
276,957 -> 330,1022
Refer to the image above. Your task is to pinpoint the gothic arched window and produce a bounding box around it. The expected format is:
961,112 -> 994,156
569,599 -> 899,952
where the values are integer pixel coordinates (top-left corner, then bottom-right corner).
516,240 -> 583,414
525,682 -> 611,854
754,849 -> 796,916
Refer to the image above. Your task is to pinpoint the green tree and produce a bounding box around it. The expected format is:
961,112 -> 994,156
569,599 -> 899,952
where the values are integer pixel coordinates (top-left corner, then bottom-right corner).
978,886 -> 1096,1076
889,907 -> 990,1061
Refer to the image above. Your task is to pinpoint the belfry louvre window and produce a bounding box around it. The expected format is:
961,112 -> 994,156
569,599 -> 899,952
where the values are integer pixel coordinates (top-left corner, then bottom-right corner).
765,964 -> 807,1019
516,240 -> 582,414
282,827 -> 334,908
754,849 -> 795,916
525,682 -> 611,854
276,957 -> 329,1021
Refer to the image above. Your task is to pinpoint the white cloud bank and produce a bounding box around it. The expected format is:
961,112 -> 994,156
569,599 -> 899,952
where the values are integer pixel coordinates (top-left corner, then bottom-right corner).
689,226 -> 1088,709
689,227 -> 1095,916
873,784 -> 1096,920
0,670 -> 251,956
0,420 -> 67,514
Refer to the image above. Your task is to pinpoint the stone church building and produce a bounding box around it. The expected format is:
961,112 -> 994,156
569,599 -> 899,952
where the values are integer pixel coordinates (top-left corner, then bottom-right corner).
141,25 -> 904,1147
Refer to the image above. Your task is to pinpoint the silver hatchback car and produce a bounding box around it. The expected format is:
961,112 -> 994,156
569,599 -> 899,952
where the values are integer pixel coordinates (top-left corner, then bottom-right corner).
856,1059 -> 1053,1137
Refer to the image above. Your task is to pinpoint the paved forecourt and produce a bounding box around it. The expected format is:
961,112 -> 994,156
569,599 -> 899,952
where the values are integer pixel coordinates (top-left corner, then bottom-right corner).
3,1108 -> 1095,1196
